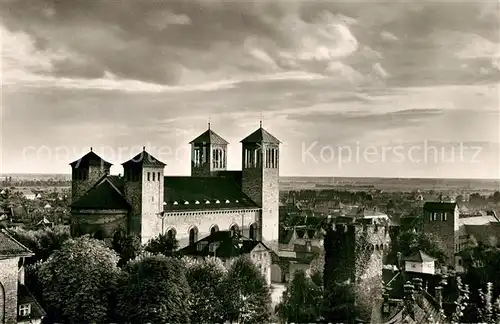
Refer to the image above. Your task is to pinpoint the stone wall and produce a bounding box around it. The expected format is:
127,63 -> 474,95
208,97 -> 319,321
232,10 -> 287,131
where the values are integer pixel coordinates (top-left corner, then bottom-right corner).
324,222 -> 391,322
71,209 -> 127,239
123,179 -> 142,238
164,209 -> 260,247
71,165 -> 109,202
140,166 -> 164,243
0,257 -> 19,324
422,207 -> 459,264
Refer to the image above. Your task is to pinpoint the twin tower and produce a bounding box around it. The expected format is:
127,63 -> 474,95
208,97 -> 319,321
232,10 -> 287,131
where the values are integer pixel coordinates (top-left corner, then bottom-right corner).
70,122 -> 281,244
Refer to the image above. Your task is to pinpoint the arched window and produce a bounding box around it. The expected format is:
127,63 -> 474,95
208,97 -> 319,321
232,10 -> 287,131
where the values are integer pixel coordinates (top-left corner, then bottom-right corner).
230,224 -> 239,237
249,223 -> 257,240
210,225 -> 219,235
189,227 -> 198,245
166,228 -> 176,240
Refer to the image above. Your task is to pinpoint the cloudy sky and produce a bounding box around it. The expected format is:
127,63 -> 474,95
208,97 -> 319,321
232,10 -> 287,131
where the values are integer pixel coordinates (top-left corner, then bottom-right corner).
1,0 -> 499,178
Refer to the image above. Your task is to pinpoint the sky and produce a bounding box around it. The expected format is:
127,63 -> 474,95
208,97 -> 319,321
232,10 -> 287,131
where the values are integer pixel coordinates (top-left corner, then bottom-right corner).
1,0 -> 499,178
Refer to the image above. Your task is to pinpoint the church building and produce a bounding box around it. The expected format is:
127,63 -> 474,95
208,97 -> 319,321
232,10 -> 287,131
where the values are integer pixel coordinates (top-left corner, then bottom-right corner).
69,123 -> 280,248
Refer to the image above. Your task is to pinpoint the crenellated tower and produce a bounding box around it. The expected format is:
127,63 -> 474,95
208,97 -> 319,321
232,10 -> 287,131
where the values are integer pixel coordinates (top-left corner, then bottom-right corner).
190,123 -> 229,177
323,217 -> 391,323
240,122 -> 280,243
69,148 -> 112,203
122,147 -> 166,243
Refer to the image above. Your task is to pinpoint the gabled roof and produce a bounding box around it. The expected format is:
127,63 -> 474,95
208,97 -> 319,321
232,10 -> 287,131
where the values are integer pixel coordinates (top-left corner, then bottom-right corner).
404,250 -> 436,263
423,202 -> 457,212
70,179 -> 131,210
69,150 -> 112,168
180,230 -> 270,258
0,230 -> 33,257
190,129 -> 229,145
18,284 -> 46,321
241,127 -> 280,144
163,176 -> 258,211
122,149 -> 166,168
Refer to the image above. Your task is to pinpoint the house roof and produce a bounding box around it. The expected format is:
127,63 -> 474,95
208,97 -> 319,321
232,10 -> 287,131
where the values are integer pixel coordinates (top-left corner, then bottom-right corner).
70,178 -> 131,210
459,214 -> 498,226
190,129 -> 229,145
405,250 -> 436,263
179,230 -> 269,258
69,150 -> 112,168
17,284 -> 46,321
163,176 -> 259,211
122,149 -> 166,167
240,127 -> 280,144
423,202 -> 457,212
0,230 -> 33,257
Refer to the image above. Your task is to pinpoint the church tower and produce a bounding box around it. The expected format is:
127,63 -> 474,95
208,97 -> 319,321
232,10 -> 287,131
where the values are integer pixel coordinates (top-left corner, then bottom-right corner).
122,147 -> 166,243
240,122 -> 280,243
69,148 -> 112,203
190,123 -> 229,177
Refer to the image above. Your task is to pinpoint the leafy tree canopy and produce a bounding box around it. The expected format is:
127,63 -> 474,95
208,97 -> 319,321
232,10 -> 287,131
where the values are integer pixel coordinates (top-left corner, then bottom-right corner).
397,230 -> 448,265
223,256 -> 272,324
184,257 -> 228,323
144,233 -> 178,256
117,254 -> 191,324
37,236 -> 120,323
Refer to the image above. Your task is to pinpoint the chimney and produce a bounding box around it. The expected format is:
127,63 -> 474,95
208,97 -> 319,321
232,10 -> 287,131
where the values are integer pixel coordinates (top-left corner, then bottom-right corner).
435,286 -> 443,309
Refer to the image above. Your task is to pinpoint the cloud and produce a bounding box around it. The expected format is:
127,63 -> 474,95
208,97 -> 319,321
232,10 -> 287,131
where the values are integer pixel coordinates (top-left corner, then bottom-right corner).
5,0 -> 497,90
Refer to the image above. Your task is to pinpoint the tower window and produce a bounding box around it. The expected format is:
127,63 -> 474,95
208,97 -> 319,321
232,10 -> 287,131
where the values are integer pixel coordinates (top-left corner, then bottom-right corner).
152,172 -> 155,181
147,172 -> 150,181
442,212 -> 447,221
19,304 -> 31,317
194,147 -> 201,167
158,172 -> 160,181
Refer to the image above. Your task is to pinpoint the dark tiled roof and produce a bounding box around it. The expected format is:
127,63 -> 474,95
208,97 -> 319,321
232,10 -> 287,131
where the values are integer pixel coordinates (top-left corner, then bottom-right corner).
241,127 -> 280,144
0,230 -> 33,257
423,202 -> 457,212
69,150 -> 112,168
107,175 -> 125,194
405,251 -> 436,263
122,150 -> 166,167
17,284 -> 46,321
71,179 -> 131,210
190,129 -> 229,145
180,231 -> 269,258
163,176 -> 258,211
214,171 -> 243,187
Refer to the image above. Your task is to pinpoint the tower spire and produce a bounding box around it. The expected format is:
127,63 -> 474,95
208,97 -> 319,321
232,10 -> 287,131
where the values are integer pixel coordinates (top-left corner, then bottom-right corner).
259,112 -> 263,128
143,146 -> 145,151
208,117 -> 211,130
90,147 -> 93,152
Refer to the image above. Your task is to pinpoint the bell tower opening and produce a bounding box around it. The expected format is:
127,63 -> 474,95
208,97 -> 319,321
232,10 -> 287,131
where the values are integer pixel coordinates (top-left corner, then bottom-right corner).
190,124 -> 229,177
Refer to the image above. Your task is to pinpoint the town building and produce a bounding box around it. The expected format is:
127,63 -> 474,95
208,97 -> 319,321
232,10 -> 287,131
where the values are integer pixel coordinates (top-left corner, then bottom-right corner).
422,201 -> 500,270
179,230 -> 272,284
0,230 -> 46,324
69,123 -> 280,248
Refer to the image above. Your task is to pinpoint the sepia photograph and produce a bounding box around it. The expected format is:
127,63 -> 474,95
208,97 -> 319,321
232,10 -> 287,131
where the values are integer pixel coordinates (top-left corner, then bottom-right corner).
1,0 -> 499,323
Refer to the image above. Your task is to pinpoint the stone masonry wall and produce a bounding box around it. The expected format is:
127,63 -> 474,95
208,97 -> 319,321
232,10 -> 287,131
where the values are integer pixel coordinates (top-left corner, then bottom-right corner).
262,165 -> 279,242
422,207 -> 459,264
71,165 -> 109,202
123,180 -> 142,237
0,257 -> 19,324
164,209 -> 260,247
140,166 -> 164,243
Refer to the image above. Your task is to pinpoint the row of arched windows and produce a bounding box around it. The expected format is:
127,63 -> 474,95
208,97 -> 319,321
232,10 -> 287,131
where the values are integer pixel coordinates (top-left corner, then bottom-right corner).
212,148 -> 226,169
244,148 -> 278,169
166,222 -> 259,246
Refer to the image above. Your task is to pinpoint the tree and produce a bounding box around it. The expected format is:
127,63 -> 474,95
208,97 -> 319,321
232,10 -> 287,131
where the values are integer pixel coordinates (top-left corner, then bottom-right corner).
117,254 -> 191,323
396,230 -> 448,265
223,256 -> 272,324
37,236 -> 121,323
8,225 -> 71,264
111,233 -> 142,267
477,282 -> 500,324
184,257 -> 228,323
277,269 -> 323,323
144,233 -> 178,256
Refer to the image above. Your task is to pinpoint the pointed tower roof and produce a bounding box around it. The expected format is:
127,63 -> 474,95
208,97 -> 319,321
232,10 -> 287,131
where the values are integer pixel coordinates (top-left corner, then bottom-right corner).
122,147 -> 166,167
190,128 -> 229,145
241,125 -> 280,144
69,148 -> 112,168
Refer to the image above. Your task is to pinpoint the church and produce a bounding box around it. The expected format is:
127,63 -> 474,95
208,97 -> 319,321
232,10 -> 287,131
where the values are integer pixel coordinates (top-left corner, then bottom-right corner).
69,122 -> 280,248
